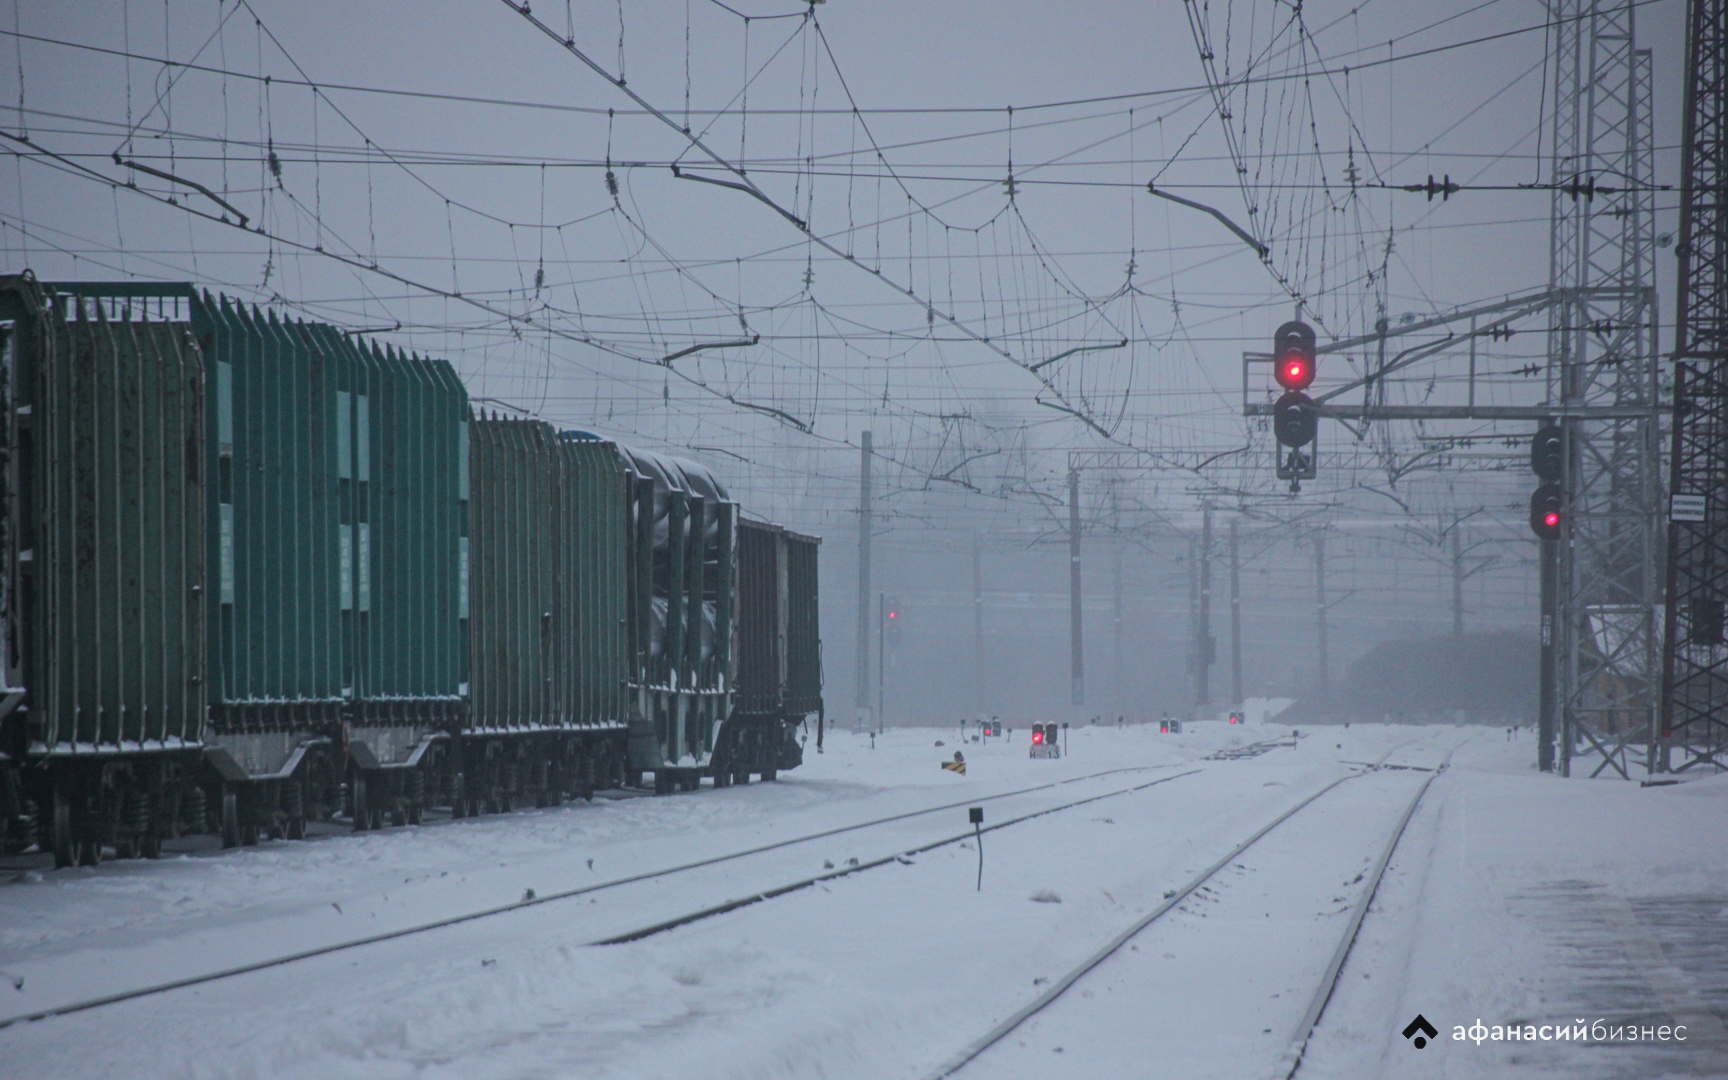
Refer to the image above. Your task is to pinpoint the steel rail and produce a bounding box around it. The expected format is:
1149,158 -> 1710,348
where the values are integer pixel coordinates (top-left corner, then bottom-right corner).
0,762 -> 1188,1030
1274,746 -> 1460,1079
590,769 -> 1207,945
921,737 -> 1443,1080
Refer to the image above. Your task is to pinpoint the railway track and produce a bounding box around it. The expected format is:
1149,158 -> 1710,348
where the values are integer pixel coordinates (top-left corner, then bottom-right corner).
920,735 -> 1462,1080
590,768 -> 1205,944
0,760 -> 1197,1030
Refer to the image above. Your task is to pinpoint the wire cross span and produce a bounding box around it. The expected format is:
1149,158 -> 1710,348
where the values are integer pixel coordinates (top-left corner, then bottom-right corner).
501,0 -> 1144,449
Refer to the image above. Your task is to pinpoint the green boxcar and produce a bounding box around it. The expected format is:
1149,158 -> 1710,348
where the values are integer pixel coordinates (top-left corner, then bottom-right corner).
3,271 -> 824,863
189,294 -> 468,787
783,529 -> 824,723
729,518 -> 822,775
30,282 -> 467,843
1,275 -> 206,865
468,419 -> 632,733
460,420 -> 634,808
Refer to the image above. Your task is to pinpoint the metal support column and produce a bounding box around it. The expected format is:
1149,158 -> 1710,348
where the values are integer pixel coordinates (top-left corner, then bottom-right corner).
1112,484 -> 1124,713
1230,517 -> 1243,706
1069,469 -> 1084,706
973,533 -> 985,716
1547,0 -> 1661,779
1315,533 -> 1330,711
1197,509 -> 1212,708
1452,527 -> 1466,638
877,590 -> 886,733
1659,0 -> 1728,773
855,431 -> 872,731
1187,537 -> 1200,716
1540,536 -> 1559,772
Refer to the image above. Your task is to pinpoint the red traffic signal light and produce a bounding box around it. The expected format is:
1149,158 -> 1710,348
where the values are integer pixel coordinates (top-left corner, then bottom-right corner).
1530,483 -> 1562,540
1276,354 -> 1314,391
1273,320 -> 1317,391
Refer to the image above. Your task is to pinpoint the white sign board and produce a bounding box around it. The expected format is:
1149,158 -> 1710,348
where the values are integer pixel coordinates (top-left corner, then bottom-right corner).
1670,493 -> 1707,523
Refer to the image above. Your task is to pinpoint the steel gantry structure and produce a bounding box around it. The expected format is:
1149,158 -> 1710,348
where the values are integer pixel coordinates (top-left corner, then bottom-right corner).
1659,0 -> 1728,773
1546,0 -> 1663,779
1231,0 -> 1664,778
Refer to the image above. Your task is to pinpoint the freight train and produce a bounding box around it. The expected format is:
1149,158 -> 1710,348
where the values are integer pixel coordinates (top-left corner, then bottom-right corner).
0,274 -> 823,868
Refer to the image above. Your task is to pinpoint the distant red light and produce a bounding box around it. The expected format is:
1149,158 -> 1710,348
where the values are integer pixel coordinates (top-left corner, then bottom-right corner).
1032,730 -> 1043,744
1544,512 -> 1559,528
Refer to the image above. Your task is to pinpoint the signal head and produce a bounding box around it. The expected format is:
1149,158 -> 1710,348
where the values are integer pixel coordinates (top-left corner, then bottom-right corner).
1529,483 -> 1563,540
1275,354 -> 1314,391
1273,391 -> 1317,448
1530,424 -> 1563,481
1273,320 -> 1318,390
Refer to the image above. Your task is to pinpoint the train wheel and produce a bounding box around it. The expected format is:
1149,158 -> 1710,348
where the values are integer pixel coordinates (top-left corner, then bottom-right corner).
351,775 -> 370,832
221,790 -> 241,849
51,781 -> 75,869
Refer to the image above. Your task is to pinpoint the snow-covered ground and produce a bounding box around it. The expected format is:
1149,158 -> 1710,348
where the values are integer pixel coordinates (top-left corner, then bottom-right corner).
2,721 -> 1723,1079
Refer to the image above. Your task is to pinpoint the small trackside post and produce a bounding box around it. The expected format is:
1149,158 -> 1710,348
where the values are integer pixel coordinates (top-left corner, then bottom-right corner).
969,806 -> 984,891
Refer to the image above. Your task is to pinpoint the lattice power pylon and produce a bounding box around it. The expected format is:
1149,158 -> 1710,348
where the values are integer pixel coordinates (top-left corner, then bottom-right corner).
1547,0 -> 1663,778
1659,0 -> 1728,772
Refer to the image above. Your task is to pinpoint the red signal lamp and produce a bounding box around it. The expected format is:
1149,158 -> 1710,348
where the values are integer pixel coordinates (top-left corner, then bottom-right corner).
1530,482 -> 1563,540
1031,727 -> 1044,744
1275,352 -> 1315,391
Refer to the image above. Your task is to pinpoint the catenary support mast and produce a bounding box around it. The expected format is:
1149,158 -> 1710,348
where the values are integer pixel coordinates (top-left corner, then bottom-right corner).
1546,0 -> 1661,778
1659,0 -> 1728,772
855,432 -> 872,730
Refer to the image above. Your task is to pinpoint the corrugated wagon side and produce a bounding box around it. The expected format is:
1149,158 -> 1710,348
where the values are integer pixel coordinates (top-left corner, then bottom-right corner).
783,529 -> 824,739
191,298 -> 468,839
0,276 -> 207,866
24,283 -> 470,845
458,420 -> 633,811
